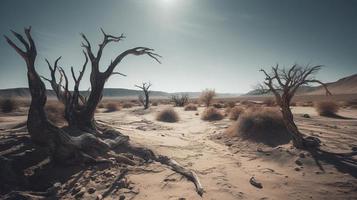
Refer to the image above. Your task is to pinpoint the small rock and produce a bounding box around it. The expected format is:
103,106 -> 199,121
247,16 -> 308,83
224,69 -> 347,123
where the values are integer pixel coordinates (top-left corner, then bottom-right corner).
216,136 -> 222,140
302,114 -> 310,118
119,195 -> 126,200
295,159 -> 303,166
96,194 -> 103,200
161,134 -> 165,137
294,167 -> 300,171
87,187 -> 96,194
178,198 -> 186,200
249,177 -> 263,189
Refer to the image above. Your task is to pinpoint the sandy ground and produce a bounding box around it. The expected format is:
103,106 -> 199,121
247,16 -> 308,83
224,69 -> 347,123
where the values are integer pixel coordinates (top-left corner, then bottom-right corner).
1,105 -> 357,200
95,105 -> 357,200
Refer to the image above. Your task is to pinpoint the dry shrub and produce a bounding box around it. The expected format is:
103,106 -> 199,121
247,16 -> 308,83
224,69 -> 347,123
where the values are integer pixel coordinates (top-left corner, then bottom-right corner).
152,101 -> 158,106
105,102 -> 120,112
200,89 -> 216,107
290,101 -> 297,106
122,102 -> 134,108
45,101 -> 66,125
171,94 -> 189,107
201,107 -> 224,121
156,108 -> 179,122
314,101 -> 339,116
225,101 -> 236,108
0,98 -> 17,113
226,108 -> 290,146
212,103 -> 225,109
262,98 -> 276,107
228,106 -> 244,120
184,103 -> 197,111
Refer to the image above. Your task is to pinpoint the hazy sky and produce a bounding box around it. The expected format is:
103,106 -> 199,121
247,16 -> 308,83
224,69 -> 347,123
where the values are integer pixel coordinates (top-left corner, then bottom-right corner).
1,0 -> 356,93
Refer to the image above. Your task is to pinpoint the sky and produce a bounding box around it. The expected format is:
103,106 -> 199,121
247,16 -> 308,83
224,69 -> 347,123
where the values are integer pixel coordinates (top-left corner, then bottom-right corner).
0,0 -> 356,93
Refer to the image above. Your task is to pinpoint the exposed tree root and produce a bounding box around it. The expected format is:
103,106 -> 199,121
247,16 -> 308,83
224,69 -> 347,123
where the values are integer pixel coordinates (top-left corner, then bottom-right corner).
155,155 -> 205,196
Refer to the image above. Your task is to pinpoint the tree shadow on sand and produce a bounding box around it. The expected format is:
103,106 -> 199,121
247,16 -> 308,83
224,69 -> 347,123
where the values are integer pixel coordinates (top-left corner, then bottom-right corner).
307,147 -> 357,178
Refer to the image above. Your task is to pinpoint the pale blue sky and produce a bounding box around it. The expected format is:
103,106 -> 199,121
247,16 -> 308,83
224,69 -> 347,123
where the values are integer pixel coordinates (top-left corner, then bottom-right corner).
1,0 -> 356,93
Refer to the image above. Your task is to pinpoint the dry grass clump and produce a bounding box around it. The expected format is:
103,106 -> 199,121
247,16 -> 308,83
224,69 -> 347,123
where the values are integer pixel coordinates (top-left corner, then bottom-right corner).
0,98 -> 18,113
122,102 -> 134,108
152,101 -> 158,106
228,106 -> 245,120
201,107 -> 224,121
45,101 -> 66,125
105,102 -> 120,112
314,101 -> 339,116
212,103 -> 225,109
262,98 -> 276,107
184,103 -> 198,111
156,108 -> 179,122
225,101 -> 236,108
171,94 -> 189,107
226,107 -> 290,147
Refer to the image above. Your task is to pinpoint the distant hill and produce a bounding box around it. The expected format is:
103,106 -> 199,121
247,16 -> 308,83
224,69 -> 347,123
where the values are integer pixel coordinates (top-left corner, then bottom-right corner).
246,73 -> 357,96
0,88 -> 240,99
304,74 -> 357,95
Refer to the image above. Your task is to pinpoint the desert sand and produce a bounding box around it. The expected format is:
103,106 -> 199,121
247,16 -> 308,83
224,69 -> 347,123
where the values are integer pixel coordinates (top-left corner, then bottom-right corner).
1,103 -> 356,200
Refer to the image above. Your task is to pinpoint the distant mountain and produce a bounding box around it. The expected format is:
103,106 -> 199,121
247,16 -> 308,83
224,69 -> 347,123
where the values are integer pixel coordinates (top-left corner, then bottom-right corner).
245,73 -> 357,96
0,88 -> 240,99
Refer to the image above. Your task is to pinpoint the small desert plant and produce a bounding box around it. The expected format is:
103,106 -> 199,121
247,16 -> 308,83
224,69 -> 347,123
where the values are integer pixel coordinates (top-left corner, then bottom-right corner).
225,101 -> 236,108
156,108 -> 179,122
152,101 -> 158,106
226,108 -> 290,146
314,101 -> 339,116
212,103 -> 225,109
201,107 -> 224,121
171,93 -> 189,107
122,102 -> 134,108
200,89 -> 216,107
228,106 -> 245,120
105,102 -> 120,112
262,98 -> 276,107
0,98 -> 17,113
184,103 -> 198,111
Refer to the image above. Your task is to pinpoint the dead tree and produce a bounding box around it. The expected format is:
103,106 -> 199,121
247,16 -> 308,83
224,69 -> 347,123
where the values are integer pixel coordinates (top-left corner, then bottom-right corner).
135,82 -> 151,109
43,28 -> 161,131
259,64 -> 331,148
200,89 -> 216,107
171,93 -> 189,107
5,27 -> 205,196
